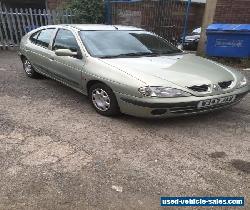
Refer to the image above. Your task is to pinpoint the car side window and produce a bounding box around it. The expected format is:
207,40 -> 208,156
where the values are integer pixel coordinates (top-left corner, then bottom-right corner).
30,31 -> 41,44
36,28 -> 55,48
53,29 -> 80,52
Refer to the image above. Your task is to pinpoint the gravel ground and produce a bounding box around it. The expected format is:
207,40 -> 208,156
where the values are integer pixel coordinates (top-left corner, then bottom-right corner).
0,51 -> 249,210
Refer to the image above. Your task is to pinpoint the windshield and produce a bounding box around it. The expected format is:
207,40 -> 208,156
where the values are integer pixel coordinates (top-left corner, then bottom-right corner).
79,30 -> 182,58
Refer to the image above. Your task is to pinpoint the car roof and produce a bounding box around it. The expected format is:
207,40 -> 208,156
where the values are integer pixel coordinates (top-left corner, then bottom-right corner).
59,24 -> 144,31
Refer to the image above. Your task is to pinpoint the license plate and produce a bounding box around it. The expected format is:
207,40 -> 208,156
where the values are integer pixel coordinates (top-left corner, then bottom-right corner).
198,95 -> 236,108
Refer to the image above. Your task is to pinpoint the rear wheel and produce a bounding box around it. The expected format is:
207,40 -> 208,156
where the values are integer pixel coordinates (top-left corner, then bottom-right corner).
89,83 -> 120,116
22,58 -> 41,78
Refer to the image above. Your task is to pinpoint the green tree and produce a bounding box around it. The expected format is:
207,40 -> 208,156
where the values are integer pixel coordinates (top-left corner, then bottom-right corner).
68,0 -> 104,23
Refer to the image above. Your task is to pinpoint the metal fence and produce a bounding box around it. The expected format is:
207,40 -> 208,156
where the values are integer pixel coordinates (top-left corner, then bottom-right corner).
109,0 -> 195,43
0,3 -> 74,49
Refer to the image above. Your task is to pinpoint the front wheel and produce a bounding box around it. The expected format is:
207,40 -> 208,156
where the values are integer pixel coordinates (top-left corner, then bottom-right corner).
89,83 -> 120,116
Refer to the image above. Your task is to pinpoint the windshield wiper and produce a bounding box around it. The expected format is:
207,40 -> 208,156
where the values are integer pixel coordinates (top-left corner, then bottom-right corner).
99,52 -> 159,58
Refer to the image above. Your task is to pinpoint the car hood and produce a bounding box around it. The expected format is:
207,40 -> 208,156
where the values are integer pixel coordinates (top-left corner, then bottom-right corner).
101,53 -> 236,88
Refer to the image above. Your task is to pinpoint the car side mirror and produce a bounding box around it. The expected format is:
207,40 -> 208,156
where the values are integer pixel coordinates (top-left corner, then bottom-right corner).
55,49 -> 78,57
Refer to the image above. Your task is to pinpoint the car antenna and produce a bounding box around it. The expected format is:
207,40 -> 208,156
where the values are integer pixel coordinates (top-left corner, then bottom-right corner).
113,25 -> 119,30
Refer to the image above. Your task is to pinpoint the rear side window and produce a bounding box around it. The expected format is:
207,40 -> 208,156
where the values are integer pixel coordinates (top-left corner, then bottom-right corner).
53,29 -> 79,52
36,29 -> 55,48
30,31 -> 41,44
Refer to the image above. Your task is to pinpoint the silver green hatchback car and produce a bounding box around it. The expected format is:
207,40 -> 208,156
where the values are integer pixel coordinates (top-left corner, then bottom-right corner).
19,24 -> 249,118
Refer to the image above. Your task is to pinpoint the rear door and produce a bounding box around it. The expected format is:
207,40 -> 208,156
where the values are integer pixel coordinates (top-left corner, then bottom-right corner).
50,28 -> 83,89
25,28 -> 56,74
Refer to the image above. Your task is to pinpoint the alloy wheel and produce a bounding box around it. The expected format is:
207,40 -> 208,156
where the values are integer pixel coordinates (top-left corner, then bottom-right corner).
91,88 -> 111,111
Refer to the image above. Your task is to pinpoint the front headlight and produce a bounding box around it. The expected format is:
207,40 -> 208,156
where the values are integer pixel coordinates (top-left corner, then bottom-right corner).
138,86 -> 191,98
239,76 -> 247,87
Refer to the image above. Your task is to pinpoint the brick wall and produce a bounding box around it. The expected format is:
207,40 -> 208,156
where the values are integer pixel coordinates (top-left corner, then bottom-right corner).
1,0 -> 47,9
190,3 -> 205,30
112,1 -> 205,40
214,0 -> 250,23
47,0 -> 69,10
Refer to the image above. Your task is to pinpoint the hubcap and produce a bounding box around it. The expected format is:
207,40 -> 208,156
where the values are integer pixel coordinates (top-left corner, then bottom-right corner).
92,88 -> 110,111
24,60 -> 32,75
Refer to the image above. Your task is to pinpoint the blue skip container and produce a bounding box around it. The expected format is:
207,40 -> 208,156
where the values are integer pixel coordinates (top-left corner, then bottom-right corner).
206,24 -> 250,58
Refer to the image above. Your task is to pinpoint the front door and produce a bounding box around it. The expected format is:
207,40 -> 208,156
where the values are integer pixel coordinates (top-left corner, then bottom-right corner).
50,28 -> 83,89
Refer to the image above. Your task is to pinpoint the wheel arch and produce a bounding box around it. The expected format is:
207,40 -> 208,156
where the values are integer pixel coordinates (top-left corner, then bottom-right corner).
87,80 -> 108,95
20,54 -> 26,62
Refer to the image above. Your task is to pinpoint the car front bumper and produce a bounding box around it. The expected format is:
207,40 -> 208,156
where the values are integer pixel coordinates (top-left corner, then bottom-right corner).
115,86 -> 249,118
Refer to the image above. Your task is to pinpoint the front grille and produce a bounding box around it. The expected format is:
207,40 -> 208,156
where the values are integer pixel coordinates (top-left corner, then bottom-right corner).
188,84 -> 209,92
170,104 -> 229,114
218,81 -> 233,89
169,103 -> 231,114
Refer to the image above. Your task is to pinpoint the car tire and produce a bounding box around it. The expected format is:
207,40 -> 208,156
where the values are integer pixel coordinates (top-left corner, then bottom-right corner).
22,57 -> 41,78
89,83 -> 120,116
